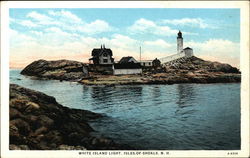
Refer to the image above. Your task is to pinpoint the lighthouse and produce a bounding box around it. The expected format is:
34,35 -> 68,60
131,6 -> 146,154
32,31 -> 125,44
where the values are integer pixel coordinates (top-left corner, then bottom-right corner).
177,30 -> 183,53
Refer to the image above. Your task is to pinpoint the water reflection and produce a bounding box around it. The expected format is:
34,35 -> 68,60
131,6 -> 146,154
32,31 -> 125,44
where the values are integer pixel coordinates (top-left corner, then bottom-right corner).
176,84 -> 195,107
152,86 -> 161,102
88,86 -> 143,106
175,84 -> 197,120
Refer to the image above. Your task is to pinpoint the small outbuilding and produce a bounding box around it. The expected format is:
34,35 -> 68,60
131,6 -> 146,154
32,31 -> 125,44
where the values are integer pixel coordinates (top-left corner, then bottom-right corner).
140,60 -> 153,67
183,47 -> 193,57
113,63 -> 142,75
119,56 -> 138,64
114,56 -> 142,75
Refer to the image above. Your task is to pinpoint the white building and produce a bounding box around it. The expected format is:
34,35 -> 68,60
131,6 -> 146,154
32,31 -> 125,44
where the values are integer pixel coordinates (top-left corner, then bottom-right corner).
177,31 -> 194,57
140,60 -> 153,67
177,31 -> 183,53
159,31 -> 194,64
113,56 -> 142,75
183,47 -> 193,57
113,64 -> 142,75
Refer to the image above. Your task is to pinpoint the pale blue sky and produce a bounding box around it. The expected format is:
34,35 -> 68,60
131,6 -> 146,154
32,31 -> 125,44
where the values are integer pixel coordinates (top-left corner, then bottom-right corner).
9,8 -> 240,68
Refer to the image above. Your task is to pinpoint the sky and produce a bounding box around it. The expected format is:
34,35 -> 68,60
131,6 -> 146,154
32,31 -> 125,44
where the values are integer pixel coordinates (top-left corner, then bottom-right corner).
9,8 -> 240,68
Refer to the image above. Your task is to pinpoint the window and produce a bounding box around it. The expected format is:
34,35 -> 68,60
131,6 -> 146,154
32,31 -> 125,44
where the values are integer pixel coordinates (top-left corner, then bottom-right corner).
103,59 -> 108,63
103,53 -> 107,57
149,63 -> 151,66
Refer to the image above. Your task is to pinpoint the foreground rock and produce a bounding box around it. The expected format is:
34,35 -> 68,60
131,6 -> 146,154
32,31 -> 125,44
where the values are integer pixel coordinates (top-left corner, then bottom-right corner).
80,56 -> 240,85
21,59 -> 88,81
9,84 -> 128,150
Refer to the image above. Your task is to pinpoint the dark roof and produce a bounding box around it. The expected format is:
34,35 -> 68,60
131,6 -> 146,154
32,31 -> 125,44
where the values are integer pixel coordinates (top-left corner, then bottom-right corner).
114,63 -> 141,69
119,56 -> 137,63
178,30 -> 182,38
92,48 -> 113,56
184,47 -> 192,50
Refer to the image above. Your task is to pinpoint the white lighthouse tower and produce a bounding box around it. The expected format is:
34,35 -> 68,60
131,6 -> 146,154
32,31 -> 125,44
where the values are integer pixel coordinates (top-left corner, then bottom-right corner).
177,30 -> 183,53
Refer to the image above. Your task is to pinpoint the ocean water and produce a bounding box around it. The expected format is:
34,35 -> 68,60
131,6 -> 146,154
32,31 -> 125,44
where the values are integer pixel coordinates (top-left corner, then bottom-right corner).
10,69 -> 240,150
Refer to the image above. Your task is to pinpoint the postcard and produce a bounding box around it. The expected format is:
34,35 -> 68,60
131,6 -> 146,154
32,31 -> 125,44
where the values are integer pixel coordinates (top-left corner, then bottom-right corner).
1,1 -> 249,158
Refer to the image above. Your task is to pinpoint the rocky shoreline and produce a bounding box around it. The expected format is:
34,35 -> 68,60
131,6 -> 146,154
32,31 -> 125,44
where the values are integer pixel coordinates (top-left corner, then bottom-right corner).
20,56 -> 241,85
9,84 -> 129,150
80,73 -> 240,85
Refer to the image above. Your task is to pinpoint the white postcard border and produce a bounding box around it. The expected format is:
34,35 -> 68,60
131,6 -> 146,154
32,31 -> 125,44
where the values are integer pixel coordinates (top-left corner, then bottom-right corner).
1,1 -> 249,158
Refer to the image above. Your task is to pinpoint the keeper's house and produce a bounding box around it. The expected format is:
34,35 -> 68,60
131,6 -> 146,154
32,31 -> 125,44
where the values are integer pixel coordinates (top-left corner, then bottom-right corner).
113,56 -> 142,75
89,45 -> 114,65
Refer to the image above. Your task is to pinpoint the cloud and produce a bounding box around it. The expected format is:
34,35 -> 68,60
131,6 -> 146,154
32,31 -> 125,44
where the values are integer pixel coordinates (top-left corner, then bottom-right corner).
128,18 -> 177,36
10,28 -> 37,48
162,18 -> 217,29
27,11 -> 55,25
144,39 -> 171,48
12,10 -> 114,35
30,30 -> 43,36
19,20 -> 39,28
110,34 -> 137,50
47,10 -> 114,34
79,20 -> 114,34
185,39 -> 240,67
48,10 -> 82,24
185,39 -> 239,57
128,18 -> 197,37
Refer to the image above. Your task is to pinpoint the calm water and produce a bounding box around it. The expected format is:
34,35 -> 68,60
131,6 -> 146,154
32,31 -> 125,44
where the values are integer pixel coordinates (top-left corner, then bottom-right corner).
10,69 -> 240,150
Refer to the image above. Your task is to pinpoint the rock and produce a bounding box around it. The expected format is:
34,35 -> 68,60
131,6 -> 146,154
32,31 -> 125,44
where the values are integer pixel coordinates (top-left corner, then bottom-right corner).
37,115 -> 54,127
211,62 -> 240,73
9,123 -> 20,140
21,59 -> 88,81
33,126 -> 48,136
19,145 -> 30,150
162,56 -> 240,73
9,144 -> 21,150
57,144 -> 87,150
10,119 -> 31,136
67,132 -> 83,144
44,130 -> 63,145
24,102 -> 40,113
9,84 -> 123,150
10,108 -> 23,119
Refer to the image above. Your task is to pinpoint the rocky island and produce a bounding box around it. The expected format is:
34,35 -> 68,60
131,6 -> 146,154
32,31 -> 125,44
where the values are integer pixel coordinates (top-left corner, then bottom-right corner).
21,56 -> 240,85
9,84 -> 129,150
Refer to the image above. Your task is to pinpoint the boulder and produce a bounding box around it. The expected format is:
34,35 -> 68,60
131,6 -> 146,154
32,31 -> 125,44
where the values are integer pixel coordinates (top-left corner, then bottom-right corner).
9,84 -> 124,150
164,56 -> 240,74
21,59 -> 88,81
57,144 -> 87,150
211,62 -> 240,73
10,119 -> 31,136
9,144 -> 22,150
37,115 -> 54,127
